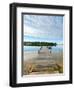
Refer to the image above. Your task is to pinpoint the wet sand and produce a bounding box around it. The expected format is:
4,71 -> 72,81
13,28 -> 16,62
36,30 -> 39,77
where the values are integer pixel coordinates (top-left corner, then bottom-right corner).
23,50 -> 63,75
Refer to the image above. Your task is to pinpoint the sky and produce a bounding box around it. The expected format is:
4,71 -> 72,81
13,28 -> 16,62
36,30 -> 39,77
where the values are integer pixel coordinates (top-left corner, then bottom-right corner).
23,14 -> 64,44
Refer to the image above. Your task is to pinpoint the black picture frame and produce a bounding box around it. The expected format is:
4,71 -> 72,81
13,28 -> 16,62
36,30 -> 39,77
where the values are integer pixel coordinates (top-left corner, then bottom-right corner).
10,3 -> 72,87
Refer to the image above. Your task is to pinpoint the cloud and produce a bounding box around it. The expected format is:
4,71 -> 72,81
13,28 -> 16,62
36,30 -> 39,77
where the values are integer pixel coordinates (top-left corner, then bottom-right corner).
23,14 -> 63,43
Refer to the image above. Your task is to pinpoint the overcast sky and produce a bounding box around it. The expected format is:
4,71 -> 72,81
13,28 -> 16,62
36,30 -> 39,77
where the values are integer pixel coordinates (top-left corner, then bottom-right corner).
23,14 -> 64,44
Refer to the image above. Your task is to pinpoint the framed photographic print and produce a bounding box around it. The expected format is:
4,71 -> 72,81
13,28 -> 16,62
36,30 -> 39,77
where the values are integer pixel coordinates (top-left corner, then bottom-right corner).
10,3 -> 72,87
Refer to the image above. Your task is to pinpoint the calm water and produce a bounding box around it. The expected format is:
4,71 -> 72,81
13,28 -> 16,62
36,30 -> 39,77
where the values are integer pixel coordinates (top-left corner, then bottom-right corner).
24,45 -> 63,53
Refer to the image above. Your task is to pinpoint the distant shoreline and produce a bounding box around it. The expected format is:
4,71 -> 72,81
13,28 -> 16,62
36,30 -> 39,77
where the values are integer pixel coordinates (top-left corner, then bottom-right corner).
23,42 -> 57,46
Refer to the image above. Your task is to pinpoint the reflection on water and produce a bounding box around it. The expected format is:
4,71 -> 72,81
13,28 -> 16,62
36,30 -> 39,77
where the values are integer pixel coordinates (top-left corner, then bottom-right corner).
24,45 -> 63,53
23,45 -> 63,62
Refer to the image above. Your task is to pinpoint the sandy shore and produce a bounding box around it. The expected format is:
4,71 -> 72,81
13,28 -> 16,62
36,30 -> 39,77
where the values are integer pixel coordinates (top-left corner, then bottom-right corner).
23,50 -> 63,75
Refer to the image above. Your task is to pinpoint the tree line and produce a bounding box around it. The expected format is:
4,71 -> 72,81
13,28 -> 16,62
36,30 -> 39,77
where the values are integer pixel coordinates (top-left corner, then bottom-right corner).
23,42 -> 57,46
